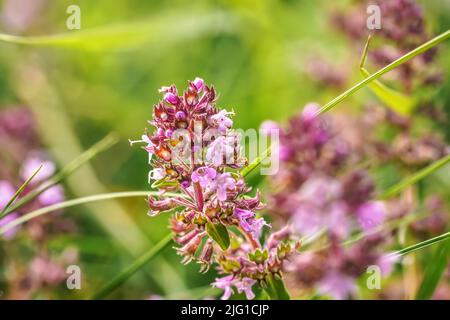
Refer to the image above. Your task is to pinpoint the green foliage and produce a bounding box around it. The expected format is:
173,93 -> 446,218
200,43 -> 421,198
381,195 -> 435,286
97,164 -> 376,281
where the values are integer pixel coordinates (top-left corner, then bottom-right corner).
416,240 -> 450,300
263,273 -> 291,300
206,221 -> 231,251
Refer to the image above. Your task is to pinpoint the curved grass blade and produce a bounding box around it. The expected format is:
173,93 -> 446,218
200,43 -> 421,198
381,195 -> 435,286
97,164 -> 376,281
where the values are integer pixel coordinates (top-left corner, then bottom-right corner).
91,233 -> 173,300
390,232 -> 450,257
316,30 -> 450,115
415,239 -> 450,300
378,154 -> 450,200
240,147 -> 271,177
359,35 -> 415,115
0,164 -> 43,217
0,191 -> 182,236
1,133 -> 118,217
243,30 -> 450,176
0,11 -> 236,51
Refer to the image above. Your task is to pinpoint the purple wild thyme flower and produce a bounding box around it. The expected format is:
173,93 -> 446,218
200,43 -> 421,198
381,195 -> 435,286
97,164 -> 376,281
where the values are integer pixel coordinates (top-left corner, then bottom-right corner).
0,106 -> 76,299
332,0 -> 441,92
134,78 -> 299,299
265,104 -> 398,299
0,110 -> 66,241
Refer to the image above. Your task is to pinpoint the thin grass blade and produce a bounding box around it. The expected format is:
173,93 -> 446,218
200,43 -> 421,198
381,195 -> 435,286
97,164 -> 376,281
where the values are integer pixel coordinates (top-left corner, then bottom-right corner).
91,233 -> 173,300
378,154 -> 450,200
0,164 -> 43,217
0,191 -> 183,236
415,239 -> 450,300
243,30 -> 450,176
390,232 -> 450,257
359,35 -> 415,115
1,133 -> 118,216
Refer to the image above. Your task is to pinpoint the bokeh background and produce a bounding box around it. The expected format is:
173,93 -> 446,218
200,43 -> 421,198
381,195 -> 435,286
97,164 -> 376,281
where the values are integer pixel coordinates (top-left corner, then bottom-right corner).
0,0 -> 449,299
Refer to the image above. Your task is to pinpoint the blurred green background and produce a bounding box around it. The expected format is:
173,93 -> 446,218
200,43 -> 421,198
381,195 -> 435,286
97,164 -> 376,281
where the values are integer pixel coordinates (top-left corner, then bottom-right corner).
0,0 -> 449,299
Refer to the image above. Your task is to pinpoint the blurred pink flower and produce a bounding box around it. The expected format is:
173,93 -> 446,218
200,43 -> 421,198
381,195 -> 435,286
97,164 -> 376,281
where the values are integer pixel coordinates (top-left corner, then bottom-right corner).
318,271 -> 357,300
20,154 -> 55,183
356,201 -> 386,231
0,212 -> 20,240
38,185 -> 65,206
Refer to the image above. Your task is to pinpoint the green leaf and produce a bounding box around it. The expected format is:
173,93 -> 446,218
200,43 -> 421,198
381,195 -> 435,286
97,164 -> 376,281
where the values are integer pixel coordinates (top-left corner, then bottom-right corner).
415,239 -> 450,300
0,163 -> 43,217
361,68 -> 415,115
206,221 -> 231,251
151,178 -> 179,189
359,36 -> 415,115
263,273 -> 291,300
240,147 -> 271,177
378,154 -> 450,200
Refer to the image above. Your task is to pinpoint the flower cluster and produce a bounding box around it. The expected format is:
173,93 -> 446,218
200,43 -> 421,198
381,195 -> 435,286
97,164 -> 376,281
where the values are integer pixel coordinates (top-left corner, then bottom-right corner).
0,153 -> 65,239
287,234 -> 396,299
263,104 -> 396,299
0,107 -> 77,299
0,108 -> 66,239
136,78 -> 298,299
324,0 -> 450,169
332,0 -> 442,92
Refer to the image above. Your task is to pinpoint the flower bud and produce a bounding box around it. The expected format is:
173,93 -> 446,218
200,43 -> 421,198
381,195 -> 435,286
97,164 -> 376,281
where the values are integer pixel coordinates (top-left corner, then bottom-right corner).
164,92 -> 180,105
192,77 -> 204,91
175,111 -> 187,121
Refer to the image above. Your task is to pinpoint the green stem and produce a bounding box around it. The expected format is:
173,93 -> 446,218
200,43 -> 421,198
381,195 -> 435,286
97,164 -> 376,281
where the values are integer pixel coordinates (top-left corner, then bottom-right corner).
0,191 -> 180,236
240,147 -> 271,177
391,232 -> 450,257
243,30 -> 450,175
316,30 -> 450,115
1,133 -> 118,217
378,154 -> 450,200
91,233 -> 173,300
263,273 -> 291,300
0,164 -> 43,217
